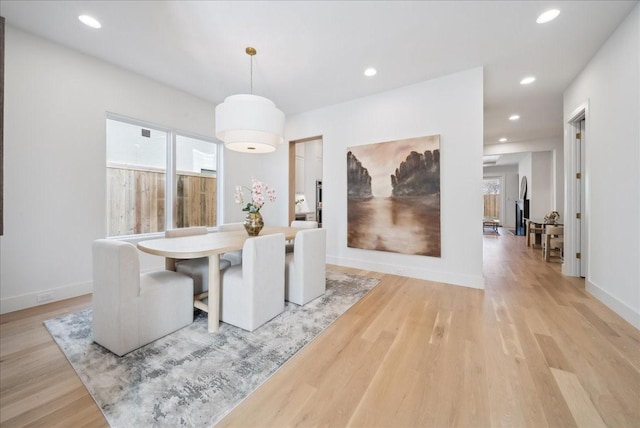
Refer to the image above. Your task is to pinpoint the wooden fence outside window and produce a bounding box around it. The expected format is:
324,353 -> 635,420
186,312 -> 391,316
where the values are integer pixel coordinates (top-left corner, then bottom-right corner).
107,166 -> 217,236
483,194 -> 500,219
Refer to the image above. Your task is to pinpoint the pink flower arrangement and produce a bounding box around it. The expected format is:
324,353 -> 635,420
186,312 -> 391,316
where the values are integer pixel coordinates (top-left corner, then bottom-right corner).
235,178 -> 277,213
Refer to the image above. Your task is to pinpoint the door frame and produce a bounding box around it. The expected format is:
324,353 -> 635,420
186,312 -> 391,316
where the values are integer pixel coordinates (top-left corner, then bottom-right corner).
564,102 -> 589,277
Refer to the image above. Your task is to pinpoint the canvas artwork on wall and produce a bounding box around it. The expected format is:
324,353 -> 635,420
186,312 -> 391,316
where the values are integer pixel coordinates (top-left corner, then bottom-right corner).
347,135 -> 441,257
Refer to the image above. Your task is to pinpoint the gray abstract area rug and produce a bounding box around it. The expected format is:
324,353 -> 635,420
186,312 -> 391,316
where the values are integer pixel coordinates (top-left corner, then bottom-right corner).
44,270 -> 379,427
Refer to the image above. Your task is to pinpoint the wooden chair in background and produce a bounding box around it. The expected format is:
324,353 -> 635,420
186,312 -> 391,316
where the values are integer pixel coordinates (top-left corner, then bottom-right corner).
543,225 -> 564,261
527,220 -> 545,248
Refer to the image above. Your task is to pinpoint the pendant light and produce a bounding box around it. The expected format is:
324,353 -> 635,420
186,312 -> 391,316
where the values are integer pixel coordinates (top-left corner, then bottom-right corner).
215,47 -> 285,153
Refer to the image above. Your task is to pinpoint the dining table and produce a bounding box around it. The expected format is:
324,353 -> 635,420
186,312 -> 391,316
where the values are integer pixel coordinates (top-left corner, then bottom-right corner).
137,226 -> 300,333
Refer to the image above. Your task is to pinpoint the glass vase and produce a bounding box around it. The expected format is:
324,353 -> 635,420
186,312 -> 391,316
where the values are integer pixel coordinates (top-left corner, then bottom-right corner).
244,212 -> 264,236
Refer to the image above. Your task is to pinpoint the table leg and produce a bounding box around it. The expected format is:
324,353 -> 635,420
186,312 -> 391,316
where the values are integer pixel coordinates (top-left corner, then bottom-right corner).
165,257 -> 176,271
544,233 -> 551,261
207,254 -> 221,333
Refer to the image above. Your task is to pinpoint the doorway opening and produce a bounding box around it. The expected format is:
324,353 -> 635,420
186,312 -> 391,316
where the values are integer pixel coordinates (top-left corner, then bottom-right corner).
288,136 -> 323,225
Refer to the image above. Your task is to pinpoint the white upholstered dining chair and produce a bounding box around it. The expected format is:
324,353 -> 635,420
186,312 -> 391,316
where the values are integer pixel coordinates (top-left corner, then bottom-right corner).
285,228 -> 326,305
286,220 -> 318,253
92,239 -> 194,356
219,233 -> 285,331
291,220 -> 318,228
165,227 -> 231,295
218,222 -> 245,266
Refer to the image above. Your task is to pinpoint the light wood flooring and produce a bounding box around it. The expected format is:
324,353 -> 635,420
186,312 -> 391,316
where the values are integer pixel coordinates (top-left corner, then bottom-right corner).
1,229 -> 639,427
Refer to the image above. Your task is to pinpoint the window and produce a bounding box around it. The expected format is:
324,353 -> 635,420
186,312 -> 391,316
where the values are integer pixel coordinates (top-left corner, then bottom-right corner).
106,116 -> 219,237
175,134 -> 219,229
483,177 -> 501,219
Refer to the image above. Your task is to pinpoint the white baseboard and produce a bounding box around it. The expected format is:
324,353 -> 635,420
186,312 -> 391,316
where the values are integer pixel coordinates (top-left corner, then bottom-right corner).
586,279 -> 640,330
0,280 -> 93,314
327,256 -> 485,289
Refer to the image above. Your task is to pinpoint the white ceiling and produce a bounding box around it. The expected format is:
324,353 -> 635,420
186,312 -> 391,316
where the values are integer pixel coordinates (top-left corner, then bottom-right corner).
2,0 -> 637,147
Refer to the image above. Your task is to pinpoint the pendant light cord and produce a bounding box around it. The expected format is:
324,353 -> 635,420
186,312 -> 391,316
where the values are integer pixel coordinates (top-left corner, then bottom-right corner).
246,46 -> 256,95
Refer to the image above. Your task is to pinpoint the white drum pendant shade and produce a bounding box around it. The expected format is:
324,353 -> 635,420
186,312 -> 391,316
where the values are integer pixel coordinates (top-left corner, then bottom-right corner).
215,94 -> 285,153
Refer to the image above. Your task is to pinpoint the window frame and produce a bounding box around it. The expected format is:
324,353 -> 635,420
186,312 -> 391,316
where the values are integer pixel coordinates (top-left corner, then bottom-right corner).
106,113 -> 222,239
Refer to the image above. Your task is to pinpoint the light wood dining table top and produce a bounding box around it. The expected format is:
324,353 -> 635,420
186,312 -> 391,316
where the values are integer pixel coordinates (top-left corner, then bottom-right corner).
137,226 -> 299,259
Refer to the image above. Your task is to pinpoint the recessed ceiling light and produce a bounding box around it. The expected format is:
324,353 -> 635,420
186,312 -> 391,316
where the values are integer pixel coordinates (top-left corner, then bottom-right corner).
499,137 -> 508,142
520,76 -> 536,85
364,68 -> 377,77
536,9 -> 560,24
509,115 -> 520,121
79,15 -> 101,29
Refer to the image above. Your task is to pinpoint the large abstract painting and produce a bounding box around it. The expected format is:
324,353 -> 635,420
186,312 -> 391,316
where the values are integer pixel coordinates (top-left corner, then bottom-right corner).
347,135 -> 441,257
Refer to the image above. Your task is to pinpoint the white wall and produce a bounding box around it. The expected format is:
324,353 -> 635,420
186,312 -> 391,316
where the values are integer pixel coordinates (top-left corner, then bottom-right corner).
563,4 -> 639,328
221,148 -> 281,224
0,27 -> 217,313
504,170 -> 519,228
274,68 -> 485,289
518,153 -> 532,200
516,151 -> 555,220
530,151 -> 553,219
552,148 -> 564,215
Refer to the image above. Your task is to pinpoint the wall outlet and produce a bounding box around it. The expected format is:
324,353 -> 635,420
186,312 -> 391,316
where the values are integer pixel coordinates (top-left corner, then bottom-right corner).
36,292 -> 53,303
